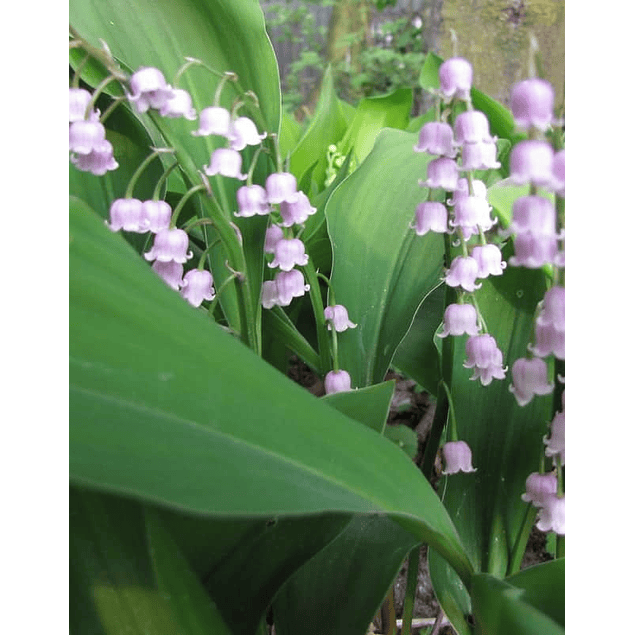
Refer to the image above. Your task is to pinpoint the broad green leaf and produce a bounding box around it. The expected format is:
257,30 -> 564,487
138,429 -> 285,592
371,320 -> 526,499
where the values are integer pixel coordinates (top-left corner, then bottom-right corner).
326,128 -> 445,388
69,197 -> 473,584
323,380 -> 396,434
70,488 -> 233,635
290,66 -> 349,189
471,573 -> 565,635
337,88 -> 413,167
279,110 -> 304,160
506,559 -> 565,627
153,508 -> 350,635
392,283 -> 445,396
273,515 -> 419,635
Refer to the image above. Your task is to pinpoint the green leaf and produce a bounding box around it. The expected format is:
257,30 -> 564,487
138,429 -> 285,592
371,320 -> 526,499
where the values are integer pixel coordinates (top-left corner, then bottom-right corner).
69,488 -> 233,635
273,515 -> 419,635
392,283 -> 445,396
322,380 -> 396,434
69,196 -> 473,585
383,424 -> 418,459
471,573 -> 565,635
326,128 -> 445,388
506,559 -> 565,627
290,66 -> 349,188
337,88 -> 413,167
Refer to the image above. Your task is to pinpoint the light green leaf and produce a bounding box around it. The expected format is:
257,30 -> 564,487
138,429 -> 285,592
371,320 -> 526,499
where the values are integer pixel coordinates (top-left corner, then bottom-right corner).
290,66 -> 349,188
326,128 -> 445,388
69,196 -> 473,585
337,88 -> 413,166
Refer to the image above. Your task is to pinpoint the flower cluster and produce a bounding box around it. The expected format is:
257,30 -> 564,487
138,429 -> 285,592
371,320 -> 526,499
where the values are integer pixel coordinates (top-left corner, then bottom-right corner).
69,87 -> 118,176
413,57 -> 507,390
505,75 -> 565,535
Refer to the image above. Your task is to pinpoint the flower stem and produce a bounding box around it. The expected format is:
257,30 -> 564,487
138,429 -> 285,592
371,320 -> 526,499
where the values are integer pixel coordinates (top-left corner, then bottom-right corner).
125,147 -> 175,199
400,546 -> 421,635
302,259 -> 331,376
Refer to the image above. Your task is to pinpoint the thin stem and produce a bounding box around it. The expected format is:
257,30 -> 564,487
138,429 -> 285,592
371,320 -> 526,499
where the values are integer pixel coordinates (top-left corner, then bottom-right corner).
170,183 -> 209,228
99,95 -> 127,124
441,381 -> 459,441
84,74 -> 123,119
71,52 -> 91,88
507,502 -> 537,575
207,269 -> 238,320
125,148 -> 175,199
556,534 -> 565,559
152,160 -> 180,201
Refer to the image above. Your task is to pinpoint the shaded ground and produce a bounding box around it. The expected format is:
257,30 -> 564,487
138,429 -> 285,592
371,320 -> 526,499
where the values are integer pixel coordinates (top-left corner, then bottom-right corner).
287,357 -> 553,634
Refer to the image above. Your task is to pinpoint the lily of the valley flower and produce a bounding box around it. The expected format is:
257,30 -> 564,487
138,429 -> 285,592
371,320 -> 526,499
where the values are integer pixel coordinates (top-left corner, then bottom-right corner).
442,440 -> 477,475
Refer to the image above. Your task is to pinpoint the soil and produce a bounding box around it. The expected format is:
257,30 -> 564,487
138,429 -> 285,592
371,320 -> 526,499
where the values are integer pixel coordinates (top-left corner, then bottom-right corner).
287,357 -> 553,634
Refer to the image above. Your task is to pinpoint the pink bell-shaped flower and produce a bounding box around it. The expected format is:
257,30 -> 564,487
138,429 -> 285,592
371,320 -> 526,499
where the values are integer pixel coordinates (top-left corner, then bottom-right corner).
413,122 -> 456,157
144,227 -> 193,263
450,197 -> 495,239
551,149 -> 565,197
69,88 -> 94,122
444,256 -> 482,292
537,286 -> 565,332
438,57 -> 473,100
69,119 -> 106,154
413,201 -> 448,235
128,67 -> 174,114
438,303 -> 480,338
324,369 -> 353,394
544,411 -> 565,465
509,233 -> 558,268
264,224 -> 284,254
510,140 -> 555,187
159,88 -> 197,120
324,305 -> 357,332
442,440 -> 477,475
70,139 -> 118,176
204,148 -> 247,180
265,172 -> 298,204
152,261 -> 184,291
261,280 -> 279,309
447,178 -> 488,206
529,320 -> 565,360
235,184 -> 270,217
521,472 -> 558,507
511,78 -> 555,132
423,157 -> 459,191
471,244 -> 506,278
192,106 -> 232,137
279,191 -> 317,226
454,111 -> 494,144
141,200 -> 172,233
108,198 -> 145,233
509,357 -> 554,406
460,140 -> 501,171
268,238 -> 309,272
508,196 -> 557,237
536,494 -> 565,535
229,116 -> 267,151
180,269 -> 216,307
274,269 -> 310,306
464,334 -> 506,385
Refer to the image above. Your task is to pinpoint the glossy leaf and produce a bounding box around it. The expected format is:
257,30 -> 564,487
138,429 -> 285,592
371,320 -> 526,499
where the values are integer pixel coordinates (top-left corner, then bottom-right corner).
326,128 -> 445,388
337,88 -> 413,167
69,196 -> 473,584
471,573 -> 565,635
273,515 -> 419,635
